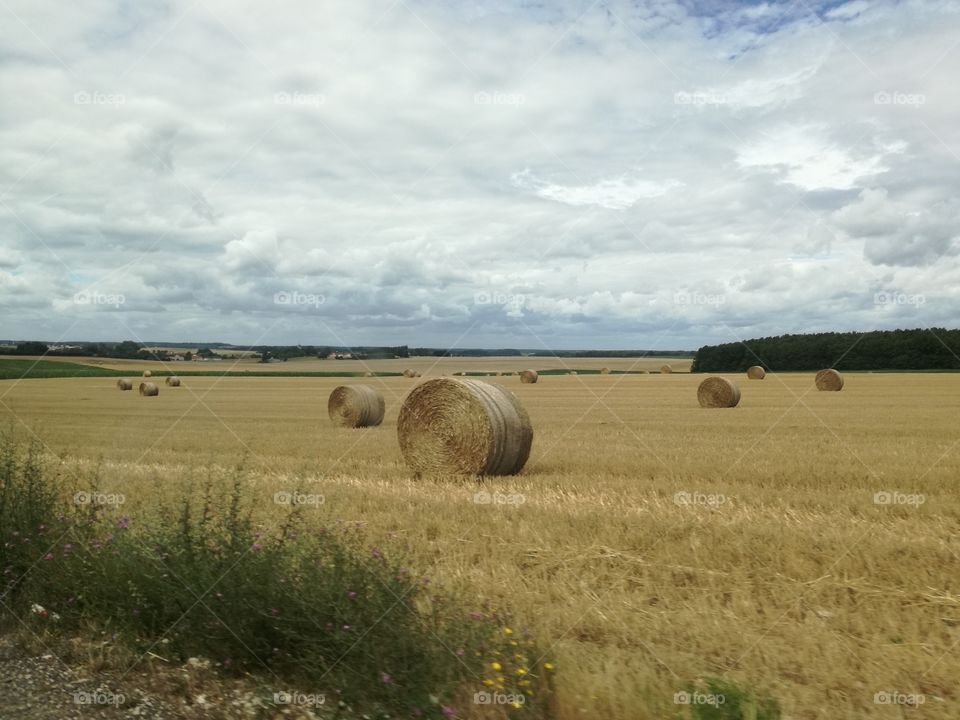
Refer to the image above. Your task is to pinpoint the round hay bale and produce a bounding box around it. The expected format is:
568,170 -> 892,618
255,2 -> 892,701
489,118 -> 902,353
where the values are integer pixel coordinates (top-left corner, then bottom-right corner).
403,369 -> 416,378
697,376 -> 741,408
600,367 -> 611,374
165,376 -> 181,387
815,368 -> 844,391
142,370 -> 152,378
519,369 -> 538,384
747,366 -> 765,380
364,371 -> 374,377
139,382 -> 159,397
567,370 -> 578,376
116,379 -> 133,391
328,384 -> 385,427
397,378 -> 533,476
660,365 -> 672,374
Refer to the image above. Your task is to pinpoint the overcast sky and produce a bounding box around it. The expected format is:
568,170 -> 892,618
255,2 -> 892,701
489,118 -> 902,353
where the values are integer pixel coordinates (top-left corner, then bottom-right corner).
1,0 -> 958,351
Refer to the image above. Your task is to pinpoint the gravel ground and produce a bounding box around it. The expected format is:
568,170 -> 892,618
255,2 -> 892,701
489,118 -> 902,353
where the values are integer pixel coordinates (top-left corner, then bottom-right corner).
0,636 -> 330,720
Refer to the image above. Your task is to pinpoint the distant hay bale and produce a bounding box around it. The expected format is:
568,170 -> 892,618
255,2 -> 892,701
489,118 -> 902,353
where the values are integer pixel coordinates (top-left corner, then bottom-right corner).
364,371 -> 374,377
116,379 -> 133,391
139,382 -> 159,397
660,365 -> 672,374
747,366 -> 765,380
600,367 -> 611,374
403,369 -> 416,378
697,376 -> 741,408
397,378 -> 533,476
815,368 -> 844,391
142,370 -> 152,378
165,376 -> 181,387
328,384 -> 385,428
519,369 -> 538,384
568,370 -> 578,375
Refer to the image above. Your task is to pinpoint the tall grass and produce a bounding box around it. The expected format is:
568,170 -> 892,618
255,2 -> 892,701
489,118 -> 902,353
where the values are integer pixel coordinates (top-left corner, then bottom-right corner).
0,436 -> 554,718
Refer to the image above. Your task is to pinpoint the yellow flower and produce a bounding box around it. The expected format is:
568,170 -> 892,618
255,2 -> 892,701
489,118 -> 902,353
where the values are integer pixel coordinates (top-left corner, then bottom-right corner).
504,627 -> 513,635
509,640 -> 518,646
544,662 -> 555,671
510,702 -> 522,708
490,662 -> 502,671
516,667 -> 528,675
483,679 -> 494,686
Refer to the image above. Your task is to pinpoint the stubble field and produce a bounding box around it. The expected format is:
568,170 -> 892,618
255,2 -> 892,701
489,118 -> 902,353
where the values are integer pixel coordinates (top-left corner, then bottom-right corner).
1,369 -> 959,719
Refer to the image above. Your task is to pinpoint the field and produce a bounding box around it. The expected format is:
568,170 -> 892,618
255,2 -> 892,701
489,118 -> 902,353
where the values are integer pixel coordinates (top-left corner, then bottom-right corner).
1,368 -> 958,718
2,354 -> 692,376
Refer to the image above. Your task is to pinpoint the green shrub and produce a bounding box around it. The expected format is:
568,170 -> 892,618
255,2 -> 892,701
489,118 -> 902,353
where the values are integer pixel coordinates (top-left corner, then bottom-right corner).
0,437 -> 553,718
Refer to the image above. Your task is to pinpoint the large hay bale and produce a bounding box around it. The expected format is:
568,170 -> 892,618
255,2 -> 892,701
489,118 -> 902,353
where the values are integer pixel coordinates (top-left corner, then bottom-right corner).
142,370 -> 152,378
165,376 -> 181,387
364,371 -> 374,377
328,384 -> 385,428
519,369 -> 538,384
747,366 -> 765,380
697,376 -> 741,408
600,367 -> 611,374
660,365 -> 672,374
139,382 -> 159,397
116,379 -> 133,391
403,369 -> 416,378
815,368 -> 844,391
397,378 -> 533,476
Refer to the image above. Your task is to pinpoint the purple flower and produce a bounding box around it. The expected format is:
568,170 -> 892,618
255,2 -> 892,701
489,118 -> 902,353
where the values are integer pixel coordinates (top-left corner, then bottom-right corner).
347,591 -> 358,599
42,553 -> 53,561
270,607 -> 280,616
380,672 -> 391,683
371,547 -> 383,561
251,542 -> 262,551
469,611 -> 483,621
116,517 -> 130,530
63,544 -> 73,553
441,705 -> 456,718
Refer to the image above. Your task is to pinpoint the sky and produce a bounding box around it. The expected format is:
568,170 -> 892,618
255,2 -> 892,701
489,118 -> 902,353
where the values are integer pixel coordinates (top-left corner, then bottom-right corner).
0,0 -> 958,351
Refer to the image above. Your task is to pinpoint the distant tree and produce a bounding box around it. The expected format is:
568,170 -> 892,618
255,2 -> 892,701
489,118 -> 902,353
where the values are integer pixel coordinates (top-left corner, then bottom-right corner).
13,341 -> 49,355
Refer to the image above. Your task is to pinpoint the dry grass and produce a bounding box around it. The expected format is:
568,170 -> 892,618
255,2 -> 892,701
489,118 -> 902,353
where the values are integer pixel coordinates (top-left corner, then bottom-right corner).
2,371 -> 959,718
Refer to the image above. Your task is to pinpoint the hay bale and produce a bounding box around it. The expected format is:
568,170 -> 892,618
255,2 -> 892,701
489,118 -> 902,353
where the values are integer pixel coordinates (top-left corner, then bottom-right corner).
328,384 -> 385,428
747,366 -> 765,380
142,370 -> 152,378
116,379 -> 133,391
139,382 -> 159,397
600,367 -> 611,374
165,376 -> 181,387
397,378 -> 533,476
403,369 -> 416,378
698,376 -> 741,408
567,370 -> 578,376
660,365 -> 672,374
815,368 -> 844,391
364,371 -> 374,377
519,369 -> 538,384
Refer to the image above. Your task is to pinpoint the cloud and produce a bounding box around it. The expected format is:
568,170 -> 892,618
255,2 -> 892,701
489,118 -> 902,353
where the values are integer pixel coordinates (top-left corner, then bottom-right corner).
0,0 -> 958,349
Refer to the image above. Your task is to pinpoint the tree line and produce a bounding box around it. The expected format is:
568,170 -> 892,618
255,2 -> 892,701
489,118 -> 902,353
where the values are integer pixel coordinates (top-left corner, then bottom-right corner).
692,328 -> 960,372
